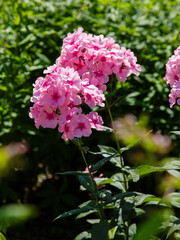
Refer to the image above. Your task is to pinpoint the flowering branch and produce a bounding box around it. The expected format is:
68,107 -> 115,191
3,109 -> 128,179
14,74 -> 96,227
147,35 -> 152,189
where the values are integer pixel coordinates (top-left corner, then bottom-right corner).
77,138 -> 105,222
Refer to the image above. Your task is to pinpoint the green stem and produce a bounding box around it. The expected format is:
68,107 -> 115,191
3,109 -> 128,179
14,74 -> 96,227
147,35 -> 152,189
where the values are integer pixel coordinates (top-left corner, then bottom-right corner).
78,138 -> 104,221
106,99 -> 129,239
105,99 -> 128,192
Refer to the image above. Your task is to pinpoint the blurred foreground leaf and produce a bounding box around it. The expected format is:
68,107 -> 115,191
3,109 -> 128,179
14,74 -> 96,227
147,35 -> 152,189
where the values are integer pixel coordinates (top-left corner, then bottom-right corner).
134,210 -> 172,240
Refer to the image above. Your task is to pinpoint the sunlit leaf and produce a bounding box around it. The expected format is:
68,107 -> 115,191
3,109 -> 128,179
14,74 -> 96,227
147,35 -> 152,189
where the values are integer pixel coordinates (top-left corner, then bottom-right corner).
0,204 -> 37,225
0,232 -> 6,240
74,231 -> 91,240
134,210 -> 172,240
54,201 -> 96,221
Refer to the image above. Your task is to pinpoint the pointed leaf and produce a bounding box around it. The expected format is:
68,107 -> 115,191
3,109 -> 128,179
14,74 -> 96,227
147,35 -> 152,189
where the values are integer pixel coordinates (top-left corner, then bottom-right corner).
108,226 -> 118,240
57,171 -> 88,176
166,221 -> 180,239
105,192 -> 137,204
98,145 -> 118,157
78,175 -> 97,192
91,153 -> 118,172
135,194 -> 161,206
125,167 -> 140,182
161,193 -> 180,208
76,210 -> 97,220
92,220 -> 109,240
171,131 -> 180,135
74,231 -> 91,240
134,210 -> 171,240
101,126 -> 113,133
54,202 -> 95,221
168,170 -> 180,179
129,224 -> 137,240
110,173 -> 126,191
0,233 -> 6,240
110,156 -> 122,168
96,178 -> 116,185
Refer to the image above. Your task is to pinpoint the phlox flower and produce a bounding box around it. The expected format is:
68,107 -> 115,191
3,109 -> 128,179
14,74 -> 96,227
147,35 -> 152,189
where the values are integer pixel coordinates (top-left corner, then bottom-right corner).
57,27 -> 141,89
164,46 -> 180,107
81,80 -> 105,108
59,107 -> 81,125
44,83 -> 66,108
71,114 -> 92,138
58,122 -> 75,141
34,105 -> 59,129
30,28 -> 141,141
87,112 -> 104,130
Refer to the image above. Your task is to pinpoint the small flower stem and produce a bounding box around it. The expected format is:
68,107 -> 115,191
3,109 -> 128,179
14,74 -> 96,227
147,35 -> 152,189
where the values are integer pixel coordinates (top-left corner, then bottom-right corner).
78,138 -> 105,222
105,99 -> 128,192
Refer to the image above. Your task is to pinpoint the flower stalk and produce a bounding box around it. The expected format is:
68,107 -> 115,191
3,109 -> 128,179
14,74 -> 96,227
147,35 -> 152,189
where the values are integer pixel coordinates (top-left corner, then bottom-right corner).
105,99 -> 128,192
78,138 -> 105,222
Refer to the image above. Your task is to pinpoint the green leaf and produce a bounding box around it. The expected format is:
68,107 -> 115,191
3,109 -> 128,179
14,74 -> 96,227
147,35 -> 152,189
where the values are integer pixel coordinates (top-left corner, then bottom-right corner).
134,210 -> 171,240
108,226 -> 118,240
136,165 -> 165,177
174,232 -> 180,239
105,192 -> 137,204
98,145 -> 118,157
129,223 -> 137,240
117,199 -> 134,225
76,210 -> 97,220
0,233 -> 6,240
0,86 -> 7,92
166,220 -> 180,239
110,157 -> 122,168
36,53 -> 50,64
96,178 -> 116,185
91,153 -> 118,172
171,131 -> 180,135
54,201 -> 95,221
125,167 -> 140,182
96,189 -> 112,200
92,220 -> 109,240
101,126 -> 113,133
168,170 -> 180,179
134,208 -> 145,217
135,194 -> 161,206
74,231 -> 91,240
19,34 -> 36,45
0,204 -> 37,225
78,175 -> 97,192
76,201 -> 97,219
161,193 -> 180,208
56,171 -> 88,176
110,173 -> 126,191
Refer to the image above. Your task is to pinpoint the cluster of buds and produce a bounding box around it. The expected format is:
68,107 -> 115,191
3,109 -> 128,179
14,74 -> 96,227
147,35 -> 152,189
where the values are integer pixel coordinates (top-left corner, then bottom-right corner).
30,28 -> 141,140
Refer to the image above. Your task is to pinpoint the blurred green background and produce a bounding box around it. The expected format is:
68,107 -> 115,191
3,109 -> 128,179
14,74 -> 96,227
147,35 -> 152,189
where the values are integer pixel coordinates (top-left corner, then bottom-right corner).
0,0 -> 180,239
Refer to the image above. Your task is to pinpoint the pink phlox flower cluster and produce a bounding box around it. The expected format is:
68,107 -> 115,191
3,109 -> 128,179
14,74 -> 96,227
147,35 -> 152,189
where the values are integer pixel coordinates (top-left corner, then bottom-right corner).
30,66 -> 104,140
164,46 -> 180,107
54,27 -> 141,90
30,28 -> 141,140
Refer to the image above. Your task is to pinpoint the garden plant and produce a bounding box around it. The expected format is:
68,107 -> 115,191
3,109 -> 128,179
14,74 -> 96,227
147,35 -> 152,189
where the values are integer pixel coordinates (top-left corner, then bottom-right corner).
29,28 -> 180,239
1,0 -> 180,239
